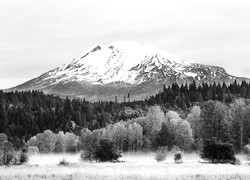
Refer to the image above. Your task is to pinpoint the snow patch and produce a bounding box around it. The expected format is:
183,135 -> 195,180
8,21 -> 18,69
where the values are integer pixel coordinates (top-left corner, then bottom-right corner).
30,41 -> 194,86
184,72 -> 197,77
173,67 -> 185,72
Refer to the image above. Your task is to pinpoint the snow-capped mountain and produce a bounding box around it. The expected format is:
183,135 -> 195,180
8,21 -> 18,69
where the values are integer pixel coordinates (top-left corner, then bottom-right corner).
9,41 -> 248,101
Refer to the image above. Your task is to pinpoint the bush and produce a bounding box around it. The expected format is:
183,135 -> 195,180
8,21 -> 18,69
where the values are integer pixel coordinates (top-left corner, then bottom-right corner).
0,152 -> 16,165
27,136 -> 37,147
93,139 -> 121,162
201,138 -> 236,164
0,142 -> 29,166
171,146 -> 180,154
0,141 -> 16,166
243,144 -> 250,160
174,151 -> 182,163
19,147 -> 29,164
169,146 -> 183,163
80,150 -> 93,161
0,151 -> 29,166
19,152 -> 28,164
155,146 -> 168,162
28,146 -> 39,155
234,158 -> 241,165
59,158 -> 69,166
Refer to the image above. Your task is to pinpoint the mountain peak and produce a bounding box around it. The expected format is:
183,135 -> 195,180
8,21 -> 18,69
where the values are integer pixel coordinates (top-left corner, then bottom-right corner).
58,41 -> 193,85
9,41 -> 247,101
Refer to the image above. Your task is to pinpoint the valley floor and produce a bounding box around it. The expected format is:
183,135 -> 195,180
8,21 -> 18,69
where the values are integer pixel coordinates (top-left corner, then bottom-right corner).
0,153 -> 250,180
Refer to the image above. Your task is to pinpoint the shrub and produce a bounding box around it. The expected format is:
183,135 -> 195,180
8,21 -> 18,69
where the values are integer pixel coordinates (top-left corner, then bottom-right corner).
234,158 -> 241,165
201,138 -> 236,164
171,146 -> 180,154
28,146 -> 39,155
197,138 -> 204,152
93,139 -> 121,162
170,146 -> 183,163
54,140 -> 65,153
19,147 -> 29,164
59,158 -> 69,166
155,146 -> 168,162
27,136 -> 37,147
174,151 -> 182,163
243,144 -> 250,160
0,141 -> 16,166
1,152 -> 16,165
0,142 -> 29,166
19,152 -> 28,164
1,151 -> 29,166
80,150 -> 93,161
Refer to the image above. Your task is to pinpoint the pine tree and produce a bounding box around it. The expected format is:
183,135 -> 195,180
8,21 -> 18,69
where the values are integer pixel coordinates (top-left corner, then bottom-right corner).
0,103 -> 8,134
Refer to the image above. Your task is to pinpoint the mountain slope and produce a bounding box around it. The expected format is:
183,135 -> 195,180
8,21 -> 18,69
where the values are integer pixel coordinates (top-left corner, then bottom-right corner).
8,41 -> 248,101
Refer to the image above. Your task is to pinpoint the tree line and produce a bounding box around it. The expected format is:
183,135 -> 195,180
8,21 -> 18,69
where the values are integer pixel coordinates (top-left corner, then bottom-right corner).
24,106 -> 192,153
25,100 -> 250,153
78,101 -> 250,153
0,80 -> 250,152
0,90 -> 146,148
146,80 -> 250,108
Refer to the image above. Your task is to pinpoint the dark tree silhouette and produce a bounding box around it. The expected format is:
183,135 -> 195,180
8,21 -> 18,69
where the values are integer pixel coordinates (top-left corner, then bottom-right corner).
94,139 -> 121,162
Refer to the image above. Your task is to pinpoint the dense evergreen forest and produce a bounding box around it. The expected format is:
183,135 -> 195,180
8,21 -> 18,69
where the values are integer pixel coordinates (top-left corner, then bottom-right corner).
0,80 -> 250,152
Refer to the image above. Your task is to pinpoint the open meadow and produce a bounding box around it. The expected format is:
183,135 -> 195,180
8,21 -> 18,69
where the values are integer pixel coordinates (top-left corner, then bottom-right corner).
0,153 -> 250,180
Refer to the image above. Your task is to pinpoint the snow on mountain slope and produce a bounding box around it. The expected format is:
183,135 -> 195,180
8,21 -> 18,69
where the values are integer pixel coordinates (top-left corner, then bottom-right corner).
8,41 -> 248,101
39,41 -> 193,86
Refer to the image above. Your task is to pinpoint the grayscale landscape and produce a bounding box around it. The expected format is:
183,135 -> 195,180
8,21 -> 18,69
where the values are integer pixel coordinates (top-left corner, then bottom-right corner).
0,0 -> 250,179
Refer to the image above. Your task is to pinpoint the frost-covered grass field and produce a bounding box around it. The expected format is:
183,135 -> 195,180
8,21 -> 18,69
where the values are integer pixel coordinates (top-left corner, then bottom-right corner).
0,153 -> 250,180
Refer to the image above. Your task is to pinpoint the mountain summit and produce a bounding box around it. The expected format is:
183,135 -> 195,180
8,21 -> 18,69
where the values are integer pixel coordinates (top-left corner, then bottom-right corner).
9,41 -> 247,101
42,41 -> 192,85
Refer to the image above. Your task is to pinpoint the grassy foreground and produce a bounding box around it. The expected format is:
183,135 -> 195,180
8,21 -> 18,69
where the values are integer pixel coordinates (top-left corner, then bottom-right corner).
0,162 -> 250,180
0,153 -> 249,180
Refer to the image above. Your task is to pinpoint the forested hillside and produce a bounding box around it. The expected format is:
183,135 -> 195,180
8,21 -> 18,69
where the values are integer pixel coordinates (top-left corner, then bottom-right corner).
0,80 -> 250,152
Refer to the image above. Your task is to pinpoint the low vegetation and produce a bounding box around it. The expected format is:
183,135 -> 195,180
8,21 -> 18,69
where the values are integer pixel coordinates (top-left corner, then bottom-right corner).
155,146 -> 168,162
201,138 -> 236,164
80,139 -> 122,162
0,153 -> 250,180
94,139 -> 122,162
174,152 -> 183,164
0,141 -> 28,166
244,144 -> 250,160
58,158 -> 69,166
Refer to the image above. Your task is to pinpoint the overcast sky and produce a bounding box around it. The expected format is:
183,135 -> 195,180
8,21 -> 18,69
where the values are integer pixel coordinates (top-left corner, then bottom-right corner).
0,0 -> 250,89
